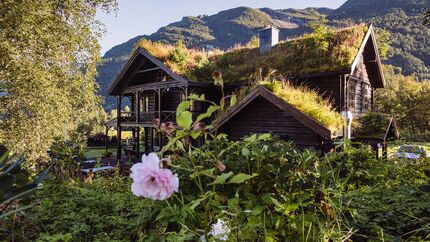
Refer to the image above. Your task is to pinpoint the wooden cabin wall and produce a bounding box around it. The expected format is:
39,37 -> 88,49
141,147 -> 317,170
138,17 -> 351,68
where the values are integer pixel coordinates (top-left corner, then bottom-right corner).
291,75 -> 342,112
218,97 -> 322,149
161,89 -> 182,111
348,53 -> 374,117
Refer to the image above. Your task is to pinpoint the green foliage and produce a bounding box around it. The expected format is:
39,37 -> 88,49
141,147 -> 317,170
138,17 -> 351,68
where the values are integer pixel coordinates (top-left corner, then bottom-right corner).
0,145 -> 48,220
48,139 -> 84,181
346,184 -> 430,240
0,175 -> 161,241
0,0 -> 117,162
3,135 -> 430,241
170,40 -> 188,65
353,112 -> 391,139
375,65 -> 430,137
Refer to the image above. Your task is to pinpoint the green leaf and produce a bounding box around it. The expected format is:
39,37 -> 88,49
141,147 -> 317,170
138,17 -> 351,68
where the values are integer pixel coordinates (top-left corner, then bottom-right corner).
242,147 -> 250,157
244,134 -> 257,143
188,93 -> 205,101
188,192 -> 215,210
209,171 -> 233,185
176,111 -> 193,129
190,168 -> 215,179
190,130 -> 201,139
228,173 -> 258,184
258,133 -> 271,141
176,101 -> 190,114
196,105 -> 219,122
230,95 -> 237,107
0,203 -> 37,220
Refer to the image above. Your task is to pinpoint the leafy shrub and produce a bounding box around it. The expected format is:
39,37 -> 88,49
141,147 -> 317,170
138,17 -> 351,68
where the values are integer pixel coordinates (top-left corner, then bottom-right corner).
346,184 -> 430,241
48,139 -> 84,180
3,139 -> 430,241
0,145 -> 48,220
0,175 -> 161,241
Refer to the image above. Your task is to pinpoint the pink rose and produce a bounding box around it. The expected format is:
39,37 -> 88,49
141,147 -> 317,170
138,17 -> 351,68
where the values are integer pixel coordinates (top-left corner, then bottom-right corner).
130,153 -> 179,200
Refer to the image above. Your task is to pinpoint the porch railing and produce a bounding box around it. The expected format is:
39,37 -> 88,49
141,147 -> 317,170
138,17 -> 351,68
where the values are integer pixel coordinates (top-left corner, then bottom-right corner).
121,111 -> 194,124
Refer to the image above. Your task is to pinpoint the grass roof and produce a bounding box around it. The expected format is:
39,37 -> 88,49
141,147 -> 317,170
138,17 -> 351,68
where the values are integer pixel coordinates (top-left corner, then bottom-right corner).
137,24 -> 368,84
230,79 -> 344,132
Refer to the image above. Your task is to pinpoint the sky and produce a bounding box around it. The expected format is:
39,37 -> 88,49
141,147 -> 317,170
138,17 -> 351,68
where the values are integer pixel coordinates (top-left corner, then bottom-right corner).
96,0 -> 347,55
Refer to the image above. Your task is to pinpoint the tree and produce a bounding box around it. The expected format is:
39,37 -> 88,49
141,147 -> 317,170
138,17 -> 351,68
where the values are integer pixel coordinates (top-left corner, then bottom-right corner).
0,0 -> 117,162
375,65 -> 430,135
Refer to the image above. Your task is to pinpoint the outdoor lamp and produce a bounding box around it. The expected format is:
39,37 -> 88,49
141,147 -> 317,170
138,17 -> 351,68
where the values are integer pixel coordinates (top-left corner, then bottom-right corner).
342,111 -> 353,140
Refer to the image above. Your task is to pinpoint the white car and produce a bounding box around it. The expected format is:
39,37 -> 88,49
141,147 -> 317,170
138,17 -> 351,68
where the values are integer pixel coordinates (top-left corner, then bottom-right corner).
396,145 -> 428,160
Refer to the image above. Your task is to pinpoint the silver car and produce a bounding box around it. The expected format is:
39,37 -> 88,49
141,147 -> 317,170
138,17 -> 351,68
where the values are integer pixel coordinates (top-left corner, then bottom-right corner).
396,145 -> 428,160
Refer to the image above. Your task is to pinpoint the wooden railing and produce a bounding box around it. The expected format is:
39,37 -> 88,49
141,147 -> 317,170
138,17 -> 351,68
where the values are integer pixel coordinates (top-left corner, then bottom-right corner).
120,111 -> 192,124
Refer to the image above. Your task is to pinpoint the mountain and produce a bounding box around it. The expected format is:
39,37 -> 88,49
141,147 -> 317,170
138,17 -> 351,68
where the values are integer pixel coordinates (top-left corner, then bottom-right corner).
98,1 -> 430,109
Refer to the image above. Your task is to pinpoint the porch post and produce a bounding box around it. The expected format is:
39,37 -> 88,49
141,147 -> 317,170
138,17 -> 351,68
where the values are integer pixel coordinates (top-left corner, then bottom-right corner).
382,142 -> 388,159
158,88 -> 161,121
136,91 -> 140,123
105,125 -> 109,152
117,95 -> 122,160
135,127 -> 140,160
157,89 -> 162,150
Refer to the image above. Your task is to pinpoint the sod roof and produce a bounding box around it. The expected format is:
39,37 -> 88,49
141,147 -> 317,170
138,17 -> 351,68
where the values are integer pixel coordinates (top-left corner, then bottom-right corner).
138,24 -> 369,84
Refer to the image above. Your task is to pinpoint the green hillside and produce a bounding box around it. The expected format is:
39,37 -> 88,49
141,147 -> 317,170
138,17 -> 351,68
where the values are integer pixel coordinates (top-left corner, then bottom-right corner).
98,1 -> 430,109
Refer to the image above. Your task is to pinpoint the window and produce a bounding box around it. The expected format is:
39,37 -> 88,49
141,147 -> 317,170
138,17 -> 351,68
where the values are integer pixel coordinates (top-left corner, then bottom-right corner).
362,83 -> 370,112
140,96 -> 149,112
347,81 -> 356,110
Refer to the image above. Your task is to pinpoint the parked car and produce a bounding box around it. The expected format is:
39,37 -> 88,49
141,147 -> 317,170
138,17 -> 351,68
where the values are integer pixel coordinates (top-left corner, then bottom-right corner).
395,145 -> 428,160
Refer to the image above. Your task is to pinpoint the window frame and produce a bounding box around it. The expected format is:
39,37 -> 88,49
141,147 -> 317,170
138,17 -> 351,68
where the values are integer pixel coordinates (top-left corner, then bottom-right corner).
347,80 -> 356,110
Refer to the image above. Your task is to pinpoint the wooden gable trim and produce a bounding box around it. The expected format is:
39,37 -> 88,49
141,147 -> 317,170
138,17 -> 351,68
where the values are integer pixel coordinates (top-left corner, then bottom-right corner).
213,85 -> 333,140
384,115 -> 400,141
108,48 -> 141,95
108,47 -> 190,96
350,24 -> 385,88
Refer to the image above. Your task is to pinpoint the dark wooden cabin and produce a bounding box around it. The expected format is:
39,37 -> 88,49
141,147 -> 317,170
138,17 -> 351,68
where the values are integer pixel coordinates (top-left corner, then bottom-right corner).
107,24 -> 387,159
107,48 -> 217,159
286,26 -> 385,117
214,86 -> 333,150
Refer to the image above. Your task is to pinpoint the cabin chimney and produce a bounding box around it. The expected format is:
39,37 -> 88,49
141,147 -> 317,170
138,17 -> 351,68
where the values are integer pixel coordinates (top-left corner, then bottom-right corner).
259,26 -> 279,54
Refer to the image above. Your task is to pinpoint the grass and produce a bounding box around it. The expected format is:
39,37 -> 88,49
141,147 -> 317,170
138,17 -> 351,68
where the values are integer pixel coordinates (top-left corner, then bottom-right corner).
260,80 -> 344,132
84,147 -> 116,159
137,24 -> 368,84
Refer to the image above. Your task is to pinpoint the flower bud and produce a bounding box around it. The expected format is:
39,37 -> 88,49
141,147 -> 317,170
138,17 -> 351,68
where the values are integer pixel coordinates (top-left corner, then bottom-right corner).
216,161 -> 226,172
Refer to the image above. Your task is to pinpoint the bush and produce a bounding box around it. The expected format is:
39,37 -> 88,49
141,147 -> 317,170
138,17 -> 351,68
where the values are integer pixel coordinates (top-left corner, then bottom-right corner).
0,175 -> 161,241
2,137 -> 430,241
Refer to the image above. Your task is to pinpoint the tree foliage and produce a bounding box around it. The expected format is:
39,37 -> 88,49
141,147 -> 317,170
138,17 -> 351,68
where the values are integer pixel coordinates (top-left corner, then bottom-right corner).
375,65 -> 430,136
0,0 -> 117,161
